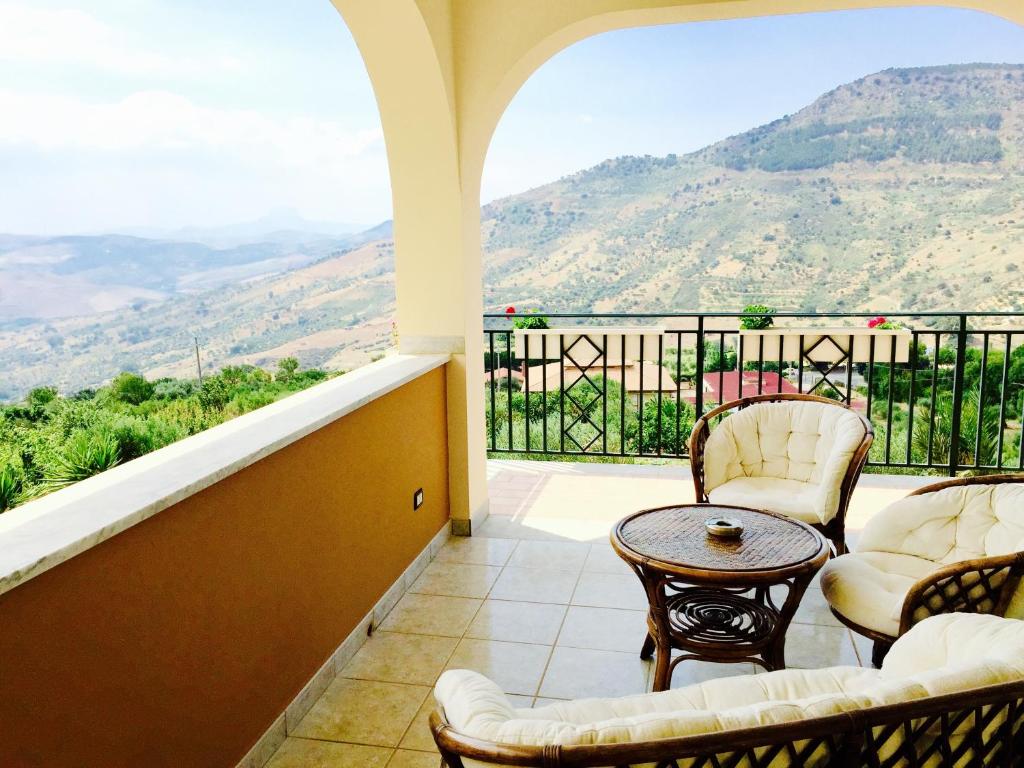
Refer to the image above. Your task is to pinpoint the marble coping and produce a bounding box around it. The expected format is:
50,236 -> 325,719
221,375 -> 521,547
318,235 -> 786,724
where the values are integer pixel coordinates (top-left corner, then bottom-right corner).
0,353 -> 449,597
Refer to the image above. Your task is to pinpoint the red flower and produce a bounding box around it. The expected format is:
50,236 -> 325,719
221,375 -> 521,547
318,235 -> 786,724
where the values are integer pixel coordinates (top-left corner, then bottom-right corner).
505,306 -> 516,315
867,316 -> 886,328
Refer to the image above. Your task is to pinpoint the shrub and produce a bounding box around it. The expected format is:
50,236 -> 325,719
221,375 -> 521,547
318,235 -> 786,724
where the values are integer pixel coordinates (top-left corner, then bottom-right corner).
739,304 -> 776,330
40,430 -> 121,491
0,462 -> 22,512
275,357 -> 300,382
110,372 -> 155,405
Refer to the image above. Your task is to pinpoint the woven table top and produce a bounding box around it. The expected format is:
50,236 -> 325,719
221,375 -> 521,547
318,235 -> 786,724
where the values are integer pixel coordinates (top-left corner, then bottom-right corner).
614,504 -> 825,574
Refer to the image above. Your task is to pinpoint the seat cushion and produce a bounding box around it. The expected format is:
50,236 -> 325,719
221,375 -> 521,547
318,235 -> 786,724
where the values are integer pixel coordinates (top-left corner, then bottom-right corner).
883,612 -> 1024,671
707,476 -> 822,524
702,400 -> 868,524
436,667 -> 876,751
820,551 -> 939,637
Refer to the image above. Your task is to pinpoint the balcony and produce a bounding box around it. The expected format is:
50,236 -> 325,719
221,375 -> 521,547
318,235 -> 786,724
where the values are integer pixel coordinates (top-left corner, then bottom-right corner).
245,459 -> 934,767
4,0 -> 1024,765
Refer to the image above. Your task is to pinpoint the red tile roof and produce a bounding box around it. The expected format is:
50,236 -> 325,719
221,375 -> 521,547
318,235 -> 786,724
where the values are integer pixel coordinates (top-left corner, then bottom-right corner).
684,370 -> 799,404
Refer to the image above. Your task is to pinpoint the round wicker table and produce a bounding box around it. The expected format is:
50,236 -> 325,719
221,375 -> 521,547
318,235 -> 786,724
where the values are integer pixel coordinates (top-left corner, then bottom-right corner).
611,503 -> 829,691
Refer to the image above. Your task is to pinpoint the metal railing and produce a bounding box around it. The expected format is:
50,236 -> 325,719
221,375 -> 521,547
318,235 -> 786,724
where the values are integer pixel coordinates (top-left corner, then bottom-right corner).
483,311 -> 1024,475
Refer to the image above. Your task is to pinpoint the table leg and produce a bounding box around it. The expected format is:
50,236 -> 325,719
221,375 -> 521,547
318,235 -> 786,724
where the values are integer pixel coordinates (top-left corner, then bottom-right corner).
765,635 -> 786,671
640,632 -> 656,660
652,637 -> 672,692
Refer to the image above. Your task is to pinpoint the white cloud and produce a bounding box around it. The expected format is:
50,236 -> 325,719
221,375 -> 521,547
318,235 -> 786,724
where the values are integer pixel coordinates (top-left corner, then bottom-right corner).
0,89 -> 383,169
0,87 -> 391,232
0,3 -> 244,76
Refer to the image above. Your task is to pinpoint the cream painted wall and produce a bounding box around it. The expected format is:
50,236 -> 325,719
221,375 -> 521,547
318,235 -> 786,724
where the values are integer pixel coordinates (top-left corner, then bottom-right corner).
332,0 -> 1023,528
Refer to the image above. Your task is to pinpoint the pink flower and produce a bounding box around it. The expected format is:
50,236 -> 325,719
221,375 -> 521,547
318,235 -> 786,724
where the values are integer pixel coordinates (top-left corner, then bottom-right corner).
867,316 -> 886,329
505,306 -> 516,315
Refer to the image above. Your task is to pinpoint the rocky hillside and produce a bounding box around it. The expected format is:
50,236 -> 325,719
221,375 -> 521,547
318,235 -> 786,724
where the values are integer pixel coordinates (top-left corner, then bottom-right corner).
481,63 -> 1024,314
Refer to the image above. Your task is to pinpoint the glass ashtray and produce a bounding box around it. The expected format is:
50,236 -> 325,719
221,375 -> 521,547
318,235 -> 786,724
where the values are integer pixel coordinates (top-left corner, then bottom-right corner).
705,517 -> 744,538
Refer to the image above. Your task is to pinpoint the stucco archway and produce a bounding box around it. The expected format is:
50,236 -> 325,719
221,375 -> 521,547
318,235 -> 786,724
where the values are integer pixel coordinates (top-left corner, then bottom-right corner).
332,0 -> 1024,530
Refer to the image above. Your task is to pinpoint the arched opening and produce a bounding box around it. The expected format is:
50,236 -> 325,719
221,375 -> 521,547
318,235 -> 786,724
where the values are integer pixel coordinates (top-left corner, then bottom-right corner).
480,6 -> 1024,473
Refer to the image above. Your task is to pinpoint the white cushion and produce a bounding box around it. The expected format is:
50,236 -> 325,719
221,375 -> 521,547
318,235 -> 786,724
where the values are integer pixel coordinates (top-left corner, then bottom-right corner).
702,401 -> 867,524
708,476 -> 822,523
857,483 -> 1024,563
821,482 -> 1024,635
435,615 -> 1024,766
820,551 -> 938,637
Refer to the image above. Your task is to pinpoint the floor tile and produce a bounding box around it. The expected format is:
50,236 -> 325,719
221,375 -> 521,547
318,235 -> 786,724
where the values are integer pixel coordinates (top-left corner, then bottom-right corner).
539,647 -> 650,699
791,585 -> 843,627
445,638 -> 552,696
508,541 -> 590,571
850,630 -> 877,668
466,600 -> 567,645
507,694 -> 535,708
473,517 -> 566,540
668,661 -> 757,689
265,738 -> 393,768
571,571 -> 648,610
386,750 -> 440,768
583,545 -> 632,575
557,606 -> 648,653
785,624 -> 859,669
341,632 -> 457,685
435,537 -> 518,566
408,562 -> 501,599
490,567 -> 580,604
398,695 -> 440,753
533,697 -> 569,707
291,678 -> 429,747
379,594 -> 482,637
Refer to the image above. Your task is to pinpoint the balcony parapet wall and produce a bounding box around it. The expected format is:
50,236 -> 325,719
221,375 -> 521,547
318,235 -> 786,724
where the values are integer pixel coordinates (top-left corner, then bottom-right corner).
0,354 -> 448,597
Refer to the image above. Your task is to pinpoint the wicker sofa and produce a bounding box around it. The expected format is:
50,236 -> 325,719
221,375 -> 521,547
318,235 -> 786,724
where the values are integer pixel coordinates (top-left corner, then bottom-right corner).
689,393 -> 873,554
431,613 -> 1024,767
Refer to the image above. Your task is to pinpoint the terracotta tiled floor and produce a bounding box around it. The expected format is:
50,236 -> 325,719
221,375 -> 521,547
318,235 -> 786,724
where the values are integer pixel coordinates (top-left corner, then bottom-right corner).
266,460 -> 933,767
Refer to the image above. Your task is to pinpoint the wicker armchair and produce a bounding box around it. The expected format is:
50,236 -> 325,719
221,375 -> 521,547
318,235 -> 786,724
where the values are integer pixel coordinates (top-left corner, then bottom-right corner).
689,393 -> 873,554
821,474 -> 1024,667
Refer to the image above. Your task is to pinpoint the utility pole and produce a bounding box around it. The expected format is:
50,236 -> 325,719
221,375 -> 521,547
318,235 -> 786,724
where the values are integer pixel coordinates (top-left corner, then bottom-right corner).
194,336 -> 203,384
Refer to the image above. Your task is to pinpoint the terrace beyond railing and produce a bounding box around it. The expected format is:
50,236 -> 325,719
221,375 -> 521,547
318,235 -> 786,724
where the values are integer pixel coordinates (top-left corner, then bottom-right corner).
484,311 -> 1024,475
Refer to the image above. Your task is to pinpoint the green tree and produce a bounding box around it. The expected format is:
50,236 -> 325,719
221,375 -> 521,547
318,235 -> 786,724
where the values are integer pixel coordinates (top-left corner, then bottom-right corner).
109,372 -> 155,405
27,386 -> 58,412
276,357 -> 300,382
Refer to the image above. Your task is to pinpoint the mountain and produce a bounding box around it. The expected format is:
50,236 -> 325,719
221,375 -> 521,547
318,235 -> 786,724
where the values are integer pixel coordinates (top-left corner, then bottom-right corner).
0,237 -> 395,400
2,63 -> 1023,399
115,208 -> 371,248
480,63 -> 1024,315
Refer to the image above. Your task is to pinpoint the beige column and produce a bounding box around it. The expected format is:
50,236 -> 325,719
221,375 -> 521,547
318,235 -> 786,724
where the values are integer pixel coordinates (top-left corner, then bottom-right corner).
333,0 -> 490,532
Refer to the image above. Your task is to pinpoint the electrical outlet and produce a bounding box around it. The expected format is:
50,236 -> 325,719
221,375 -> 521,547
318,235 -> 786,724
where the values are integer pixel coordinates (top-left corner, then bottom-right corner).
413,488 -> 424,510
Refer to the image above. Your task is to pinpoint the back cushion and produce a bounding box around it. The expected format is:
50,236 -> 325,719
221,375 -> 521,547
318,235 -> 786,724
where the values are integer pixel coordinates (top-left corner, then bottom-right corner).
703,401 -> 866,492
858,483 -> 1024,564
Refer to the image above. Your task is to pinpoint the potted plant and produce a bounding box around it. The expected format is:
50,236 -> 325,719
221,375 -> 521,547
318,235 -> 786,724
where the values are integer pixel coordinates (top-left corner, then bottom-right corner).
508,306 -> 664,363
737,310 -> 911,364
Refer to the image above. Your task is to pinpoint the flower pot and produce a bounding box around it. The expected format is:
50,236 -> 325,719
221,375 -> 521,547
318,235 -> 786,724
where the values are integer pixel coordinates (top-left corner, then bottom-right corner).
737,327 -> 912,365
513,327 -> 666,363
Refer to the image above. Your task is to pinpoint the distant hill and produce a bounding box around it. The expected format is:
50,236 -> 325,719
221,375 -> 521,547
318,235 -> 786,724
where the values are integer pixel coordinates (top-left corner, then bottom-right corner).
116,208 -> 373,248
481,63 -> 1024,314
2,63 -> 1023,399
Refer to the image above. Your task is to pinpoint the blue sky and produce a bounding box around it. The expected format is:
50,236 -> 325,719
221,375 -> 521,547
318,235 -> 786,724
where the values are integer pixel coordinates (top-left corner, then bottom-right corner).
0,2 -> 1022,234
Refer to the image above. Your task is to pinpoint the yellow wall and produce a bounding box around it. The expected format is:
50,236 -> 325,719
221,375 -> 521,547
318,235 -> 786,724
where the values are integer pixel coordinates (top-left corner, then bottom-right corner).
331,0 -> 1024,530
0,368 -> 450,768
